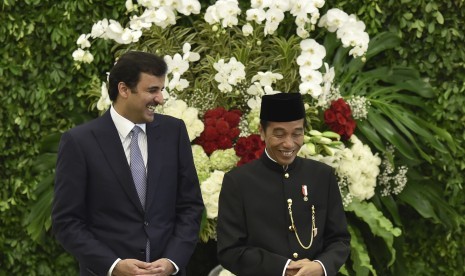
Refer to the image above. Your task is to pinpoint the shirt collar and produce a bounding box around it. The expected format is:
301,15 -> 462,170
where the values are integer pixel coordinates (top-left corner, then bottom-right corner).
262,148 -> 298,172
110,105 -> 146,138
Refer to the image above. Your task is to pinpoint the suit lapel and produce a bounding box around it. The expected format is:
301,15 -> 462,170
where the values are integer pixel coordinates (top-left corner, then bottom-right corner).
145,116 -> 162,211
93,112 -> 145,213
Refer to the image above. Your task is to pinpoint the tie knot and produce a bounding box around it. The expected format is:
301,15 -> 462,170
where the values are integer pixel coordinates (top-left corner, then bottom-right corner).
132,126 -> 142,137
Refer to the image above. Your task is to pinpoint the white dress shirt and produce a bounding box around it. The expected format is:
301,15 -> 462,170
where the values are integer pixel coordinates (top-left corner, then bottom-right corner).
107,106 -> 179,275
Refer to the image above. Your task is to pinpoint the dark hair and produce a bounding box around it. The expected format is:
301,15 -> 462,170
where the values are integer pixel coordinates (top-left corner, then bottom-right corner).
260,118 -> 309,132
108,51 -> 168,101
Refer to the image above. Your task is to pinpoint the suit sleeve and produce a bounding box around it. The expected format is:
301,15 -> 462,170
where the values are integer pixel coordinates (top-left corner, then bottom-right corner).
315,168 -> 351,275
217,173 -> 289,276
161,119 -> 204,269
51,131 -> 117,275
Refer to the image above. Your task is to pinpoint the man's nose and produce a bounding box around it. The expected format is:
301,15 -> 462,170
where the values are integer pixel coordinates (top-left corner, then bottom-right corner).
283,135 -> 294,147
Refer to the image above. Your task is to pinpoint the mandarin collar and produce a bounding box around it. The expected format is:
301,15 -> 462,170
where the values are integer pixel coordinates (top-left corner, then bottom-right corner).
260,152 -> 300,173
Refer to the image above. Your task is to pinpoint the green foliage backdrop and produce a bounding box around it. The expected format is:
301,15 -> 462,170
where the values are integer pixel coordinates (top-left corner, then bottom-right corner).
0,0 -> 463,275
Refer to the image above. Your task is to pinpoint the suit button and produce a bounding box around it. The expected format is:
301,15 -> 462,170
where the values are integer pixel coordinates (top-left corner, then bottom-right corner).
293,252 -> 298,258
144,221 -> 149,226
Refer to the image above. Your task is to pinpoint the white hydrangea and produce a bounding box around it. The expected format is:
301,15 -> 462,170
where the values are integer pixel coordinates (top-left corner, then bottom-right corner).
201,170 -> 225,219
161,99 -> 204,141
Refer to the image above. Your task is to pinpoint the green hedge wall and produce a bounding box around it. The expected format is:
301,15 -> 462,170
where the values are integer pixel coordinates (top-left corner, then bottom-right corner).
0,0 -> 125,274
1,0 -> 463,275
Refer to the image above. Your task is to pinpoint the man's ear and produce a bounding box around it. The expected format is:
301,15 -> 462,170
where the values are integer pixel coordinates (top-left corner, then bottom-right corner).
118,82 -> 130,99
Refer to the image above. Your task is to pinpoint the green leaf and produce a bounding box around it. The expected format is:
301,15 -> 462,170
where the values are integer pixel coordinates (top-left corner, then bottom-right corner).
366,32 -> 401,59
346,200 -> 402,266
356,120 -> 386,152
398,180 -> 461,229
366,110 -> 417,160
435,11 -> 444,24
348,224 -> 377,276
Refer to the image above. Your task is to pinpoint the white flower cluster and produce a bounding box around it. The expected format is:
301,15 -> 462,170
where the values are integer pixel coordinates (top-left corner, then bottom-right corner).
246,0 -> 324,37
210,149 -> 239,172
318,8 -> 369,58
312,135 -> 381,201
201,170 -> 225,219
347,95 -> 370,120
297,39 -> 326,97
246,71 -> 283,109
205,0 -> 242,28
314,63 -> 341,107
72,0 -> 201,62
378,146 -> 408,196
161,99 -> 204,141
338,135 -> 381,201
164,43 -> 200,93
213,57 -> 246,93
97,81 -> 111,111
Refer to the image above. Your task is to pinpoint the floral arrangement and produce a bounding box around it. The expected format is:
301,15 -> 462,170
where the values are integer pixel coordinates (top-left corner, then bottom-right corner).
70,0 -> 444,274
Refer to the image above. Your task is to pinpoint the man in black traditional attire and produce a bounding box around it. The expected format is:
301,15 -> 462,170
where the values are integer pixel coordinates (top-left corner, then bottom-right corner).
217,92 -> 350,276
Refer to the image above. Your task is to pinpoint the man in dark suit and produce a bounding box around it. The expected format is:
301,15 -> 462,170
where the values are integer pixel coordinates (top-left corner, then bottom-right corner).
217,93 -> 350,276
52,51 -> 204,276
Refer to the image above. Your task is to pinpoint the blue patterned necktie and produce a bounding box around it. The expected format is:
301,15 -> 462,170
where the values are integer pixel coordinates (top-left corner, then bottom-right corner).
129,126 -> 150,262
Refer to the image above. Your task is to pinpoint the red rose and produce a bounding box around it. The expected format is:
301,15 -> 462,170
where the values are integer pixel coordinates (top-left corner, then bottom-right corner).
228,127 -> 240,139
224,110 -> 241,127
217,135 -> 232,149
204,107 -> 226,120
204,118 -> 216,126
324,98 -> 356,140
336,113 -> 347,125
203,126 -> 219,141
216,119 -> 230,134
203,141 -> 218,155
324,110 -> 336,124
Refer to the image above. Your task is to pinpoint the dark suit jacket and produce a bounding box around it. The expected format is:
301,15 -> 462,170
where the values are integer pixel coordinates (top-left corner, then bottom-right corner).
52,111 -> 204,276
217,154 -> 350,276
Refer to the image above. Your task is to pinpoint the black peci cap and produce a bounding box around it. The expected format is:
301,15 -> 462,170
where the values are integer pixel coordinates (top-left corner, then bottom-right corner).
260,93 -> 305,122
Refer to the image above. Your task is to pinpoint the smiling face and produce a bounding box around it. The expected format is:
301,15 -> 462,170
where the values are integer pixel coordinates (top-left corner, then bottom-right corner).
115,72 -> 165,124
260,119 -> 305,166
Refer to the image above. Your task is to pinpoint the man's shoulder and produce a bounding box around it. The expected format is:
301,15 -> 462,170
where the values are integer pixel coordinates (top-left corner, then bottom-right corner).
67,114 -> 107,134
226,158 -> 262,176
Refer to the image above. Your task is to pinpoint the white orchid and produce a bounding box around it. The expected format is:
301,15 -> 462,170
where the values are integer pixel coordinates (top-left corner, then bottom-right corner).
167,73 -> 189,92
182,43 -> 200,62
246,8 -> 266,23
213,57 -> 246,93
251,0 -> 272,9
242,23 -> 254,36
97,82 -> 111,111
164,53 -> 189,75
204,0 -> 241,28
176,0 -> 201,15
299,81 -> 322,97
125,0 -> 135,12
72,48 -> 94,63
90,19 -> 109,39
76,34 -> 91,48
251,71 -> 283,87
318,8 -> 349,32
